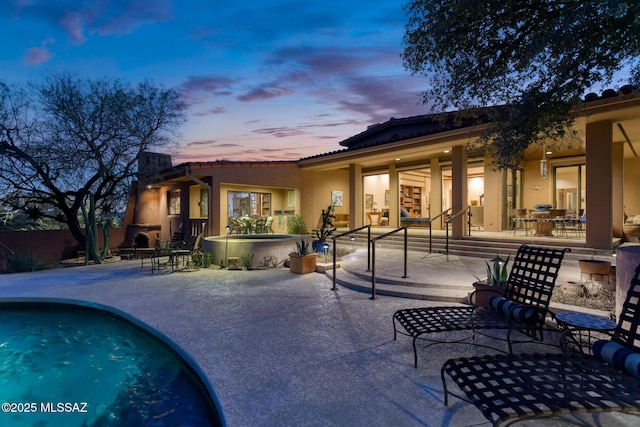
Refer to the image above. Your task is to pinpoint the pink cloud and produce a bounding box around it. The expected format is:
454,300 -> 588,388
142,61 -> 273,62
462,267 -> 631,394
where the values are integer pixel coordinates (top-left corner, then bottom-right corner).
237,85 -> 293,102
51,1 -> 174,43
24,47 -> 52,65
60,11 -> 86,43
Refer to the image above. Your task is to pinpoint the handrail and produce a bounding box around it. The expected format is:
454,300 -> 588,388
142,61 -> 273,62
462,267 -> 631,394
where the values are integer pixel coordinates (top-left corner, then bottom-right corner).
428,208 -> 451,253
370,227 -> 408,300
445,206 -> 470,254
430,208 -> 451,227
331,225 -> 371,291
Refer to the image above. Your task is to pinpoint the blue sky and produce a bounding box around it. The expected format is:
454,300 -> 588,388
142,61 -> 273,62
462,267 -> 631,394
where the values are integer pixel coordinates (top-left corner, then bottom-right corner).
0,0 -> 430,163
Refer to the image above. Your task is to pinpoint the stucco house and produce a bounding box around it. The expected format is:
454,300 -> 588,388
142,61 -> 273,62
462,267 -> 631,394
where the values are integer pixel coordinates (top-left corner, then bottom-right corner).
127,87 -> 640,254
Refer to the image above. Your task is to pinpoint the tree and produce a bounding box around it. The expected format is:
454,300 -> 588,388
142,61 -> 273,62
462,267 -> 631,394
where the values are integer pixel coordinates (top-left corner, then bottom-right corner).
402,0 -> 640,169
0,74 -> 187,263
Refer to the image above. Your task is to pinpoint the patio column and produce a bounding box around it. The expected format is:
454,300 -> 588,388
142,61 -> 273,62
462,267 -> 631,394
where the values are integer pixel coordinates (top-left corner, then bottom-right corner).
585,120 -> 613,249
388,164 -> 399,227
210,179 -> 221,236
349,164 -> 363,228
451,145 -> 468,238
483,157 -> 505,232
430,158 -> 442,230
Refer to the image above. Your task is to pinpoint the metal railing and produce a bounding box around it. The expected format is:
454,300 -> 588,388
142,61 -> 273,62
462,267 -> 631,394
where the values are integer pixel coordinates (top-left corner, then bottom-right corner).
370,227 -> 408,300
445,206 -> 471,254
331,225 -> 371,291
428,208 -> 451,253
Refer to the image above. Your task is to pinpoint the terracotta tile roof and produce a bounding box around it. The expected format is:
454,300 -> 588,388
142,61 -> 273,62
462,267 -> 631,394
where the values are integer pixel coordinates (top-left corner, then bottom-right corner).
299,85 -> 638,162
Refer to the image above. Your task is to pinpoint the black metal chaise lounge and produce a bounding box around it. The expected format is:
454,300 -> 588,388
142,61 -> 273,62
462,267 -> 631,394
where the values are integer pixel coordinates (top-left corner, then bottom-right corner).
393,244 -> 570,367
441,265 -> 640,426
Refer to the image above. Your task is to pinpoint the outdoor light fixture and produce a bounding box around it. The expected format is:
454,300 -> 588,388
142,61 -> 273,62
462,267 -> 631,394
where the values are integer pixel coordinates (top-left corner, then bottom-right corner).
323,242 -> 330,263
224,225 -> 231,268
350,236 -> 355,252
540,147 -> 548,180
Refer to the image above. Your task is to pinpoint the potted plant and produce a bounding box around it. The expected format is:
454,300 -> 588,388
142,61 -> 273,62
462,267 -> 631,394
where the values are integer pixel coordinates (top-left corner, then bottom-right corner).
472,254 -> 510,308
289,238 -> 317,274
313,204 -> 336,253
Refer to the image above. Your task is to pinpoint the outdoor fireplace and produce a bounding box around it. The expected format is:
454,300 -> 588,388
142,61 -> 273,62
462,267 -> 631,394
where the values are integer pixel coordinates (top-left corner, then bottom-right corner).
133,232 -> 151,248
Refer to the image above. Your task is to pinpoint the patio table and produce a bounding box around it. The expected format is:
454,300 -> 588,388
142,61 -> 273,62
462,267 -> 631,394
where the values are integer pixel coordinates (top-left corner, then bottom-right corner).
530,211 -> 553,236
556,311 -> 616,354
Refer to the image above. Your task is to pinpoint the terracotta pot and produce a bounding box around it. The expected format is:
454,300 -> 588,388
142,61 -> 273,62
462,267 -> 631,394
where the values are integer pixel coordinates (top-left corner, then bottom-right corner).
471,282 -> 505,308
559,281 -> 586,296
289,253 -> 317,274
578,259 -> 611,275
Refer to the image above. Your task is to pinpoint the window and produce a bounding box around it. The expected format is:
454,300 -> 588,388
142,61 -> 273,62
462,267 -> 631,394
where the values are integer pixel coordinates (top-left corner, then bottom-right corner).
168,190 -> 180,215
228,191 -> 271,217
199,188 -> 208,216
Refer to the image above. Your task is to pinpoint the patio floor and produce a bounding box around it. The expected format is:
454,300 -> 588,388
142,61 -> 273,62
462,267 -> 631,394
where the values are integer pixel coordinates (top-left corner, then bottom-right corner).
0,251 -> 634,427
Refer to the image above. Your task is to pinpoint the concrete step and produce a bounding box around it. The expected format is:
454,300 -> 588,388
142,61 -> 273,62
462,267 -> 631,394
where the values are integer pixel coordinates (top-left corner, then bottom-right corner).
328,267 -> 471,303
342,230 -> 616,264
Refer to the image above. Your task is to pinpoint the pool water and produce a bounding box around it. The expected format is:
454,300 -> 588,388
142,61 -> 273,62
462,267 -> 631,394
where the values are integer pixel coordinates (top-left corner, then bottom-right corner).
0,300 -> 224,427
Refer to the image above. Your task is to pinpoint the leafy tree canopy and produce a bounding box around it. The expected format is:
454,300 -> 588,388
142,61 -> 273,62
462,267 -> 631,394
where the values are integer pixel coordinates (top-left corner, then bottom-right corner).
403,0 -> 640,169
0,74 -> 187,259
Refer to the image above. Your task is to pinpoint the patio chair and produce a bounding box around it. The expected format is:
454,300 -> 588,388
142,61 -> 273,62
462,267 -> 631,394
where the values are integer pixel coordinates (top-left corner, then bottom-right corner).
264,216 -> 274,233
229,217 -> 247,234
170,231 -> 186,249
254,217 -> 267,234
150,240 -> 172,273
510,209 -> 532,235
393,244 -> 570,367
440,264 -> 640,426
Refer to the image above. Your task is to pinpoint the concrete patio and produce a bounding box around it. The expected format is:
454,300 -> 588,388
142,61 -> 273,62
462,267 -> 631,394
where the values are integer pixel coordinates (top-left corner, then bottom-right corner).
0,250 -> 632,426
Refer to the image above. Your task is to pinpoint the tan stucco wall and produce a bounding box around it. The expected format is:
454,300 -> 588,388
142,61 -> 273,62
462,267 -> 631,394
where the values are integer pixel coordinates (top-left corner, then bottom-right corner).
133,184 -> 161,225
304,169 -> 350,230
483,160 -> 506,231
189,185 -> 207,219
520,160 -> 554,209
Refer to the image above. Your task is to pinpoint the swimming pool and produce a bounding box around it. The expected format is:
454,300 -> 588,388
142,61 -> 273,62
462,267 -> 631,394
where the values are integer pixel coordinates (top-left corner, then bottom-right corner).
0,298 -> 225,426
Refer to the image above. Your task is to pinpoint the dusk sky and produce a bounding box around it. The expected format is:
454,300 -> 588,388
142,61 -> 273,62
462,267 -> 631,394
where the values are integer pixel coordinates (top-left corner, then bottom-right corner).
1,0 -> 431,163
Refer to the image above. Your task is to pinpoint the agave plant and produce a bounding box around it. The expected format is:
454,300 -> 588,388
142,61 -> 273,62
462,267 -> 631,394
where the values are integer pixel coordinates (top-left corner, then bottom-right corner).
292,239 -> 314,255
484,254 -> 510,286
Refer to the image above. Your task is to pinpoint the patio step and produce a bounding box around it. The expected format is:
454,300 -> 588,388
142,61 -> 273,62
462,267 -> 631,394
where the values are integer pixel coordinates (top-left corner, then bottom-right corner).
327,267 -> 471,303
343,230 -> 617,264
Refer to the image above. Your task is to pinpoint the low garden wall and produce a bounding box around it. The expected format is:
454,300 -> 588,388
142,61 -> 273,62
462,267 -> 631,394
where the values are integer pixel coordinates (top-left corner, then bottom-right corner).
0,228 -> 125,264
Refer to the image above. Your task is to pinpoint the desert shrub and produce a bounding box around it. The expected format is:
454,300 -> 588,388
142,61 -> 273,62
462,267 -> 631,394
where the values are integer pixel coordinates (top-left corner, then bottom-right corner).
239,253 -> 255,270
2,251 -> 51,273
192,252 -> 214,268
287,214 -> 307,235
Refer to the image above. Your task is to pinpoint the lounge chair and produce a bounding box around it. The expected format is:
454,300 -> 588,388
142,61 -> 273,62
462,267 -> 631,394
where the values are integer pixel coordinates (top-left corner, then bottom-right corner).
441,264 -> 640,426
393,244 -> 570,367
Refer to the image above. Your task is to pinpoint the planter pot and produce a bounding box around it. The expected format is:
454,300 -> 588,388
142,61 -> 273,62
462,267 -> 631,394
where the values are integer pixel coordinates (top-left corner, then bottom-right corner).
289,253 -> 317,274
471,282 -> 505,308
578,259 -> 611,275
559,281 -> 586,297
312,240 -> 331,254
